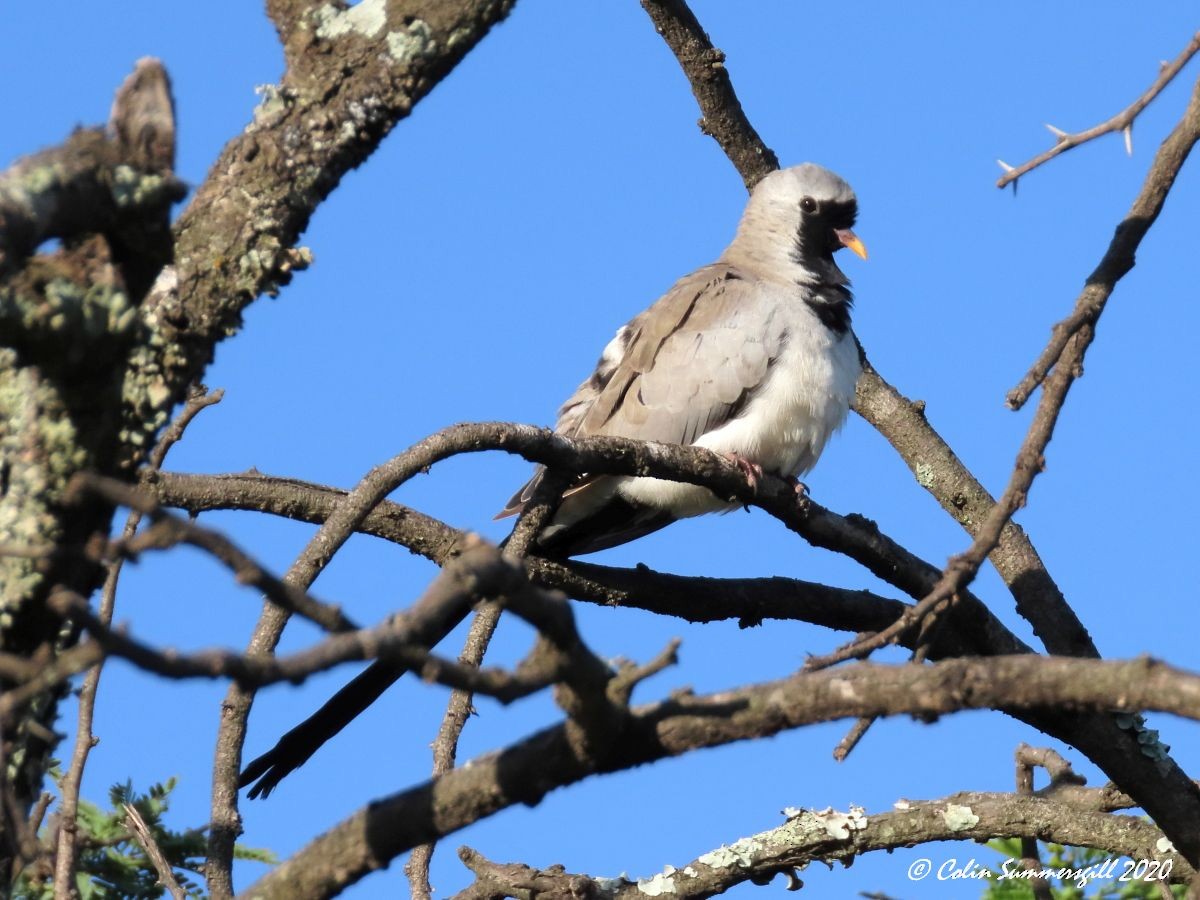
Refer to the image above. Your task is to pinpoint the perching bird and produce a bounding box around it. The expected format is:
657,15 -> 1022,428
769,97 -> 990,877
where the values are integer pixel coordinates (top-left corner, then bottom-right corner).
238,163 -> 866,799
497,162 -> 867,556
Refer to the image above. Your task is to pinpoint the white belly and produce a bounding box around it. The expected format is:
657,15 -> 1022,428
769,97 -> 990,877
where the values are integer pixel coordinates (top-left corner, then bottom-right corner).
618,306 -> 860,517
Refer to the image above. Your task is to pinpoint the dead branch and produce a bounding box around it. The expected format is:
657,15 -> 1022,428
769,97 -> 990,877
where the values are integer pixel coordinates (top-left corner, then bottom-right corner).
629,0 -> 1200,866
637,0 -> 779,189
996,32 -> 1200,188
1008,74 -> 1200,408
453,788 -> 1188,899
242,652 -> 1200,899
122,804 -> 186,900
68,473 -> 356,635
54,386 -> 221,897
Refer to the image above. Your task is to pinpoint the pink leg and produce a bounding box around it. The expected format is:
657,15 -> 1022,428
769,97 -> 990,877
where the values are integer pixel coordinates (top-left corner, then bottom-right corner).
723,452 -> 764,491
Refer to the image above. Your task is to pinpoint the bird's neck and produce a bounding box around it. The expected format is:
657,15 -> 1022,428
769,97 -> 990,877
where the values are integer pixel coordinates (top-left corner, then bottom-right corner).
720,217 -> 855,335
721,228 -> 850,292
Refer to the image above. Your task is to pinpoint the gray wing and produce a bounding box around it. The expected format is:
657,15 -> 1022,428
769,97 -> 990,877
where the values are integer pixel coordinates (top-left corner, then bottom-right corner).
498,263 -> 783,519
578,264 -> 784,444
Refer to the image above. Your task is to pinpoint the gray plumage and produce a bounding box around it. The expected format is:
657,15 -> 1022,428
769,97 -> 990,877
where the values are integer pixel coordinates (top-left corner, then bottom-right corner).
499,164 -> 867,556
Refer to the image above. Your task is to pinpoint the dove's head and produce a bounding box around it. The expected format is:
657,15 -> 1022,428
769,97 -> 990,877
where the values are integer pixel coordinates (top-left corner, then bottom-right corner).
726,163 -> 866,287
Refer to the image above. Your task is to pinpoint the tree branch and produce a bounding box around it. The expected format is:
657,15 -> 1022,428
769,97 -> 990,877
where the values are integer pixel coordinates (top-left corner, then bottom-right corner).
122,803 -> 187,900
453,788 -> 1186,899
1007,73 -> 1200,408
243,653 -> 1200,899
147,441 -> 1027,659
632,0 -> 1200,867
133,0 -> 518,474
53,386 -> 221,898
637,0 -> 778,189
0,59 -> 183,279
996,31 -> 1200,188
194,10 -> 521,890
68,473 -> 357,635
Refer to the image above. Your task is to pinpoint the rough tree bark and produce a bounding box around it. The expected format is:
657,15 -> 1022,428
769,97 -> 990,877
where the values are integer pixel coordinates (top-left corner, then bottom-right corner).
0,0 -> 516,885
3,3 -> 1199,898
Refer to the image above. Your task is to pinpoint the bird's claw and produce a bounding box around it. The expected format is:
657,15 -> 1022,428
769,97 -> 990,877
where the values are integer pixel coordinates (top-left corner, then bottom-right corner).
787,477 -> 811,511
724,453 -> 764,491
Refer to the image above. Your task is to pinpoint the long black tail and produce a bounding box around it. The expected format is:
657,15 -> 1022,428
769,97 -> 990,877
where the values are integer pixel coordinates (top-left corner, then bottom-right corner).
239,661 -> 404,799
240,495 -> 671,797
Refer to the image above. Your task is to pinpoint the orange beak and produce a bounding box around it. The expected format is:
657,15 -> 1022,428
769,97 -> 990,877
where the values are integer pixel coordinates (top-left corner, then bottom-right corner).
834,228 -> 868,260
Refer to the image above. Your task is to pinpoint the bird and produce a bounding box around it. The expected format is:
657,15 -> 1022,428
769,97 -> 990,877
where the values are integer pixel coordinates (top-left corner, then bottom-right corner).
496,162 -> 867,557
238,163 -> 866,799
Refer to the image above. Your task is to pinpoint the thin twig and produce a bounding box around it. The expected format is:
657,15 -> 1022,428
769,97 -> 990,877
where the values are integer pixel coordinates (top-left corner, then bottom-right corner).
407,472 -> 569,898
0,642 -> 105,722
806,591 -> 955,671
247,654 -> 1200,898
70,472 -> 356,635
1015,743 -> 1086,787
54,386 -> 221,899
45,585 -> 559,700
0,721 -> 42,879
632,1 -> 1200,865
821,73 -> 1200,673
11,791 -> 54,884
1008,75 -> 1200,408
1016,746 -> 1055,900
996,31 -> 1200,188
853,362 -> 1094,659
832,716 -> 875,763
122,803 -> 187,900
150,469 -> 1027,660
405,606 -> 500,900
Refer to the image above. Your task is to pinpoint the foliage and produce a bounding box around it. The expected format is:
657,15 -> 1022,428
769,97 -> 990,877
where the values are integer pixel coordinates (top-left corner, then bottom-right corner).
14,777 -> 274,899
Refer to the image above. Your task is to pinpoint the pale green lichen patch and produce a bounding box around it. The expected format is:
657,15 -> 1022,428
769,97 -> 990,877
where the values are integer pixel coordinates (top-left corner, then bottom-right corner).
445,24 -> 473,52
119,333 -> 178,463
687,806 -> 868,882
314,0 -> 387,39
810,805 -> 868,840
915,462 -> 935,489
1,274 -> 135,344
0,349 -> 88,611
942,804 -> 979,831
637,867 -> 678,896
776,806 -> 868,844
9,163 -> 65,226
387,20 -> 436,63
253,83 -> 293,129
698,837 -> 760,870
24,164 -> 60,197
110,164 -> 170,208
593,875 -> 628,895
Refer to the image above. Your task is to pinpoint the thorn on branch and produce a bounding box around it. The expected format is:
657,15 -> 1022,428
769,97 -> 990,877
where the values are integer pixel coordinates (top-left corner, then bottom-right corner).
994,30 -> 1200,187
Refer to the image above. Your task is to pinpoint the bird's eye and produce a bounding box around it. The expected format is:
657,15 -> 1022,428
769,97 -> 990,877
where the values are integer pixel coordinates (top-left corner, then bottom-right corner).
800,196 -> 818,213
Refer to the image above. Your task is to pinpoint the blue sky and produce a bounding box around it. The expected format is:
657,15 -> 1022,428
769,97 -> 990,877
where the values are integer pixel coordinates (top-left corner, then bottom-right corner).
4,3 -> 1200,897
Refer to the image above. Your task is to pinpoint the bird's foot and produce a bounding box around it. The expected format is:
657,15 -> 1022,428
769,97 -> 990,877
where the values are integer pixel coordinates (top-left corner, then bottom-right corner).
785,477 -> 811,511
723,453 -> 764,492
